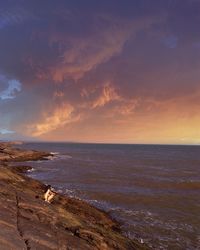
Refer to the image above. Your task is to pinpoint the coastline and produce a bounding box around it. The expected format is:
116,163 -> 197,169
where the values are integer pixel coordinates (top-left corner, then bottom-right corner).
0,142 -> 149,250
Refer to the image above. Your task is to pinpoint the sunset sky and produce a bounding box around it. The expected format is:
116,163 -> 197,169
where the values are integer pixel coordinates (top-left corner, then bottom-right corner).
0,0 -> 200,144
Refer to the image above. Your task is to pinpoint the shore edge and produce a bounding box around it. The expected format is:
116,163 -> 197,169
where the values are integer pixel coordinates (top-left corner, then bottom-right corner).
0,142 -> 149,250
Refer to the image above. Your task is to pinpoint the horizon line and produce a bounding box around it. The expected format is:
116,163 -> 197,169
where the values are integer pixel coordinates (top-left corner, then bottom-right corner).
2,139 -> 199,146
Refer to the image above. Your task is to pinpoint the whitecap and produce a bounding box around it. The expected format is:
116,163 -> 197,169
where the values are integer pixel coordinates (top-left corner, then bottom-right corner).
27,167 -> 35,172
50,152 -> 60,155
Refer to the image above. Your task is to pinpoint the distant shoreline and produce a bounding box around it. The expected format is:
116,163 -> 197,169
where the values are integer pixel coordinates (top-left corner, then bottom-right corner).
9,140 -> 200,147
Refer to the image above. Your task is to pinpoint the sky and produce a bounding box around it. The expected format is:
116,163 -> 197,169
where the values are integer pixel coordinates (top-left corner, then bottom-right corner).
0,0 -> 200,144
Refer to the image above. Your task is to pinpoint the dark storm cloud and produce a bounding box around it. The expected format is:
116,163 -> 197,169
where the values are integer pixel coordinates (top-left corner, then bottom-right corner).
0,1 -> 130,83
1,0 -> 199,83
0,0 -> 200,141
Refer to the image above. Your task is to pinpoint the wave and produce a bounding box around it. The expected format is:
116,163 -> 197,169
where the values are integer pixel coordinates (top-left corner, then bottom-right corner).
50,152 -> 60,155
27,167 -> 35,173
43,153 -> 72,161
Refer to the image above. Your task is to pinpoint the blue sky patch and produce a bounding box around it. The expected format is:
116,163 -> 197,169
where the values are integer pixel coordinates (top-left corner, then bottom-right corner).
0,76 -> 21,100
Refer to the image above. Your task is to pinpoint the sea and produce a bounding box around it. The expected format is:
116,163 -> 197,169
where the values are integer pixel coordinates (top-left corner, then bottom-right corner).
17,142 -> 200,249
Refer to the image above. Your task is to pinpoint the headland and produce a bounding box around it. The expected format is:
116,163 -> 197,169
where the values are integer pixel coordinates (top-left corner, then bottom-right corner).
0,142 -> 148,250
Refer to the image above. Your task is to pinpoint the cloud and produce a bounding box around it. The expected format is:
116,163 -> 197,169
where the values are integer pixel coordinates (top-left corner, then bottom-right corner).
0,4 -> 156,85
92,82 -> 121,108
50,19 -> 132,82
117,99 -> 140,115
53,91 -> 64,99
1,0 -> 200,143
22,14 -> 139,83
27,103 -> 77,136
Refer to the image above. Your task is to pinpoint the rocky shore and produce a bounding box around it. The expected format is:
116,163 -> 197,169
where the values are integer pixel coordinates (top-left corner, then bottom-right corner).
0,142 -> 51,162
0,142 -> 149,250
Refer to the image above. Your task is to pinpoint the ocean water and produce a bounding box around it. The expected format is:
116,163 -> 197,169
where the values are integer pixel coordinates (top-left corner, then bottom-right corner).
18,143 -> 200,249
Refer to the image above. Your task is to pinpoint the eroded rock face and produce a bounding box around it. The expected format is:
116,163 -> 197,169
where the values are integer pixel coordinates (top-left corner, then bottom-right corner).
0,143 -> 149,250
0,142 -> 51,162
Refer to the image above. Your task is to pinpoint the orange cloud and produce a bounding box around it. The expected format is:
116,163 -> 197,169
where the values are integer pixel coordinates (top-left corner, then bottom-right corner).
117,99 -> 140,115
53,90 -> 64,99
92,82 -> 121,108
27,103 -> 75,136
47,16 -> 154,82
51,30 -> 131,81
